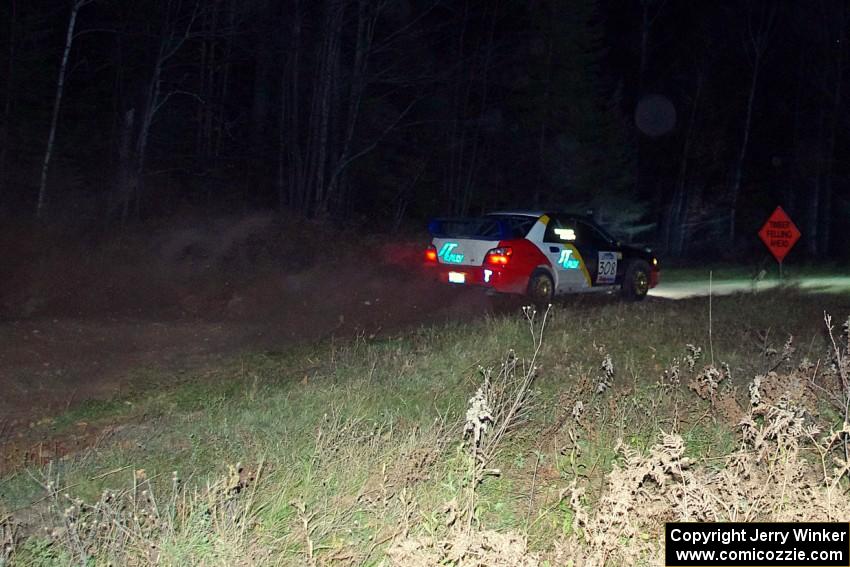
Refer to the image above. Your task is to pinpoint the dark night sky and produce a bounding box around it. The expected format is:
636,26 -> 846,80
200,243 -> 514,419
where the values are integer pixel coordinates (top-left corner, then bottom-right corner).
0,0 -> 846,259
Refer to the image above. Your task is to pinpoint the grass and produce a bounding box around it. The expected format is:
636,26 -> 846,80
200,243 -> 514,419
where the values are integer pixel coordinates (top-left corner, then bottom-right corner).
2,289 -> 849,565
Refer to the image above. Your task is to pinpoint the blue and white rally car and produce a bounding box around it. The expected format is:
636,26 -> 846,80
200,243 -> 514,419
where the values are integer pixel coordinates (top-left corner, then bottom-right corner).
424,211 -> 659,305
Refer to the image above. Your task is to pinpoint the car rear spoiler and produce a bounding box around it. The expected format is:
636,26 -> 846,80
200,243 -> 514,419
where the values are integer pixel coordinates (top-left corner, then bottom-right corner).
427,217 -> 512,240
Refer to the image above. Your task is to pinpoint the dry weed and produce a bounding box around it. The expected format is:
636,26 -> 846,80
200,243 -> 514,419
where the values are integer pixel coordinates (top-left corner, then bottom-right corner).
552,320 -> 850,565
556,370 -> 850,566
385,528 -> 539,566
385,305 -> 550,566
751,368 -> 817,411
547,369 -> 594,435
0,519 -> 16,567
808,313 -> 850,460
685,357 -> 746,423
595,350 -> 614,394
28,461 -> 266,565
687,362 -> 729,403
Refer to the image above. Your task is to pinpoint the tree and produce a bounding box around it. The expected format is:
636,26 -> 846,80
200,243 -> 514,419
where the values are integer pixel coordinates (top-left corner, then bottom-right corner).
36,0 -> 95,220
817,0 -> 845,256
665,69 -> 703,256
116,0 -> 201,221
637,0 -> 666,91
521,0 -> 635,216
278,0 -> 427,217
790,1 -> 844,258
442,0 -> 500,216
0,0 -> 17,207
727,1 -> 776,245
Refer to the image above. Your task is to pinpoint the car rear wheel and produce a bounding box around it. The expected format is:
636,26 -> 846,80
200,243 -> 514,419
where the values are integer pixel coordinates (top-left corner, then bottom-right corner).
527,269 -> 554,308
622,260 -> 651,301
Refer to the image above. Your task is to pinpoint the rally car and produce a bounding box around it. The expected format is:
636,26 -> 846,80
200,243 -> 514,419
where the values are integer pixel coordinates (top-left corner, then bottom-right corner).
424,211 -> 659,305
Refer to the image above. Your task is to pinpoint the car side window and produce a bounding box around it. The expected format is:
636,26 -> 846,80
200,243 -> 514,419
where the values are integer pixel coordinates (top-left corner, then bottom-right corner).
576,220 -> 613,249
544,217 -> 578,244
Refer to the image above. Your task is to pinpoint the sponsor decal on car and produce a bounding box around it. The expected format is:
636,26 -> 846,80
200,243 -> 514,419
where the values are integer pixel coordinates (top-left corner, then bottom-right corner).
597,251 -> 617,284
558,249 -> 580,269
438,242 -> 464,263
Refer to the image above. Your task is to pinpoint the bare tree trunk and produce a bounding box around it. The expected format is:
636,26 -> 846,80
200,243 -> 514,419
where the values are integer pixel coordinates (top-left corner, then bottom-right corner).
445,0 -> 469,214
285,0 -> 304,212
670,72 -> 703,256
806,177 -> 821,256
820,2 -> 844,255
302,3 -> 329,213
639,1 -> 650,90
37,0 -> 90,220
392,158 -> 426,232
197,0 -> 230,164
282,0 -> 424,216
252,0 -> 271,152
638,2 -> 650,231
204,3 -> 218,163
638,1 -> 665,238
0,0 -> 17,206
459,3 -> 498,216
789,50 -> 806,222
119,109 -> 135,224
728,4 -> 775,245
447,0 -> 499,216
277,59 -> 285,212
325,0 -> 376,213
214,0 -> 235,158
451,64 -> 473,215
134,48 -> 164,218
533,15 -> 552,208
728,59 -> 759,245
128,0 -> 200,218
199,1 -> 221,212
195,5 -> 210,158
806,107 -> 825,256
310,0 -> 345,216
278,33 -> 288,212
534,122 -> 546,208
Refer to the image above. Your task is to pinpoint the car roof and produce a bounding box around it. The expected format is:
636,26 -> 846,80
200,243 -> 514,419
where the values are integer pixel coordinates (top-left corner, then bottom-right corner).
485,210 -> 545,218
485,210 -> 595,221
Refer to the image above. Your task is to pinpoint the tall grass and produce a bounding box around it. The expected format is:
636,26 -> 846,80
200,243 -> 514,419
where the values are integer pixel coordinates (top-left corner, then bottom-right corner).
2,291 -> 849,565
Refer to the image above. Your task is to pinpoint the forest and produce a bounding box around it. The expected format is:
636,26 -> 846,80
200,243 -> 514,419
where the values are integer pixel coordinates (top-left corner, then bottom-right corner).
3,4 -> 850,564
0,0 -> 847,259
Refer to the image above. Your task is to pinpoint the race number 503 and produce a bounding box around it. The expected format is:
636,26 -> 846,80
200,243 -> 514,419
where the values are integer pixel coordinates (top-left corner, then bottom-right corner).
597,252 -> 617,284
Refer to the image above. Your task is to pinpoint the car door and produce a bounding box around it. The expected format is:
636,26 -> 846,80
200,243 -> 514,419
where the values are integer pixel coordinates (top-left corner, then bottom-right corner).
541,216 -> 591,293
575,220 -> 620,286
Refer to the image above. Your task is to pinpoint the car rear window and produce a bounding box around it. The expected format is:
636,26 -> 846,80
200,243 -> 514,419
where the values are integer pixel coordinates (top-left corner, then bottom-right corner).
429,215 -> 537,240
486,215 -> 537,239
434,218 -> 502,238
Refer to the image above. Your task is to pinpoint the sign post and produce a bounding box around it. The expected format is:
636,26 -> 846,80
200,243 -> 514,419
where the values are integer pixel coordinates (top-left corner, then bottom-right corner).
758,206 -> 801,279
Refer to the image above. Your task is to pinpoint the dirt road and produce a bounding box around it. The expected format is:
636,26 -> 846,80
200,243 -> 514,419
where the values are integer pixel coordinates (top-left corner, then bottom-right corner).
650,276 -> 850,300
0,269 -> 493,423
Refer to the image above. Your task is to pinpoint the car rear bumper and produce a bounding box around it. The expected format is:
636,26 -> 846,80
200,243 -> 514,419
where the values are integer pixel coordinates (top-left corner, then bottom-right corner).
426,264 -> 529,295
426,264 -> 660,293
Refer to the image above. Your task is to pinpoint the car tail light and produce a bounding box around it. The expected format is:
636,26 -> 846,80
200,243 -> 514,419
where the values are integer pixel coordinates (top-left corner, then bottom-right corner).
425,245 -> 438,263
485,246 -> 512,265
